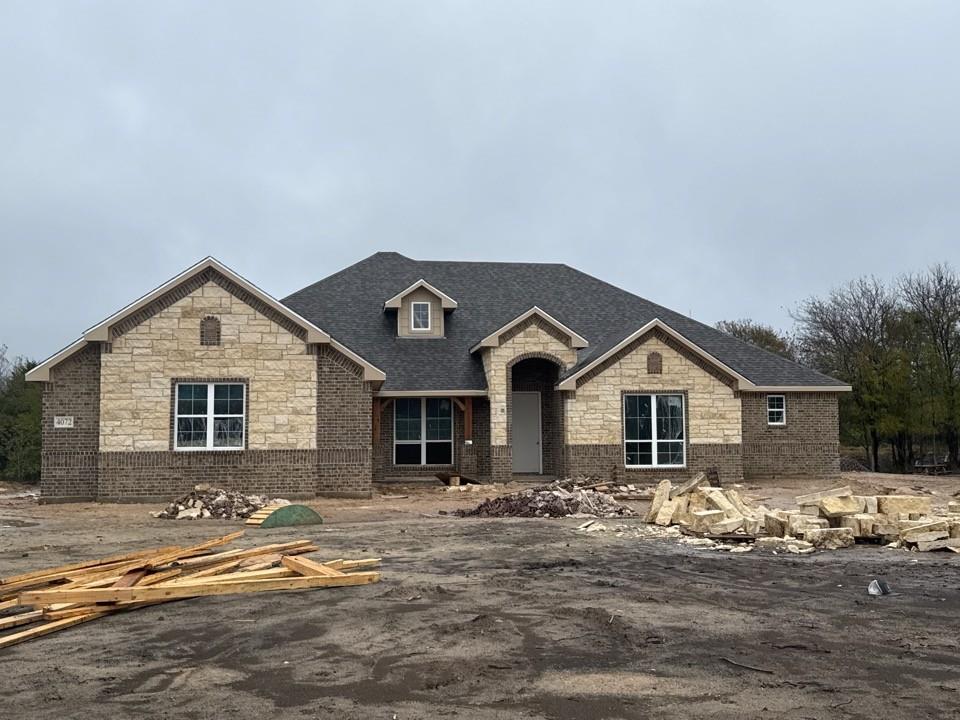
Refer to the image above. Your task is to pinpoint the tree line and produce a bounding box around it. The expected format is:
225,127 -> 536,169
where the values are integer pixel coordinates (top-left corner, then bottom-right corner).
0,346 -> 41,483
718,263 -> 960,473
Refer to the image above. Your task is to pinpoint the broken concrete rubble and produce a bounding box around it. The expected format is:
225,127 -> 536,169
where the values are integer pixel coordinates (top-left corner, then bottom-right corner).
458,481 -> 637,519
153,487 -> 290,521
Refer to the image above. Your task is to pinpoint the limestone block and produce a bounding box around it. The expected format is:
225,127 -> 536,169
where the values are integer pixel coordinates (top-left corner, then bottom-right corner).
877,496 -> 933,516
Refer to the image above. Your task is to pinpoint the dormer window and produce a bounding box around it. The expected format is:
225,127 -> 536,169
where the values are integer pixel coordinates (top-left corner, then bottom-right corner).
411,302 -> 431,331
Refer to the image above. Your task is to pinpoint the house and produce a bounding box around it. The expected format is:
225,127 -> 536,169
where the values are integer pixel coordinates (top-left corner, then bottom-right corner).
27,253 -> 851,502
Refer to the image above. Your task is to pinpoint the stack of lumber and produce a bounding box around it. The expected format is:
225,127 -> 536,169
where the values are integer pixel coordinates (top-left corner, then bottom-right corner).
0,531 -> 380,650
643,475 -> 959,552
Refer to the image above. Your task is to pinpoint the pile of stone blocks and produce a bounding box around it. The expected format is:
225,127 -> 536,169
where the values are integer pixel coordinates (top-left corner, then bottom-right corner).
778,486 -> 960,552
644,474 -> 767,536
643,475 -> 960,553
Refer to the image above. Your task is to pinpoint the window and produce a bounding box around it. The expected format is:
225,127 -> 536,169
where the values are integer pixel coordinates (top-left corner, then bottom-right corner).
175,383 -> 245,450
394,397 -> 453,464
624,393 -> 685,467
411,302 -> 431,331
767,395 -> 786,425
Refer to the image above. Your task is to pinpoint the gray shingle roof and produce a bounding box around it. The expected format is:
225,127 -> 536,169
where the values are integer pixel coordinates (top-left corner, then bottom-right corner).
282,252 -> 847,392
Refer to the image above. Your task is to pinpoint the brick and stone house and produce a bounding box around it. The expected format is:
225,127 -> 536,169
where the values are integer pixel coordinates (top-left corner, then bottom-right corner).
28,253 -> 850,502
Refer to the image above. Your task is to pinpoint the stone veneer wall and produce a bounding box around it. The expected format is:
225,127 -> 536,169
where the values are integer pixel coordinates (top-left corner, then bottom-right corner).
564,330 -> 744,482
41,272 -> 375,501
481,316 -> 578,481
741,392 -> 841,479
40,344 -> 102,501
100,280 -> 317,452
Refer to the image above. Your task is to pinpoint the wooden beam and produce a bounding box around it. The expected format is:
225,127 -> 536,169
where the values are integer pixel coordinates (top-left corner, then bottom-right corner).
464,396 -> 473,442
281,555 -> 345,577
451,397 -> 465,412
19,572 -> 381,606
372,397 -> 381,444
0,612 -> 109,650
0,545 -> 182,587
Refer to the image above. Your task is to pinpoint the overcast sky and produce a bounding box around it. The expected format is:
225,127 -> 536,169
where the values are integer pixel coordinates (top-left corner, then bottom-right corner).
2,1 -> 959,361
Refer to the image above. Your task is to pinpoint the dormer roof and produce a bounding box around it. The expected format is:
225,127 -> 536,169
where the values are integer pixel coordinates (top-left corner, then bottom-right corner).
383,279 -> 458,310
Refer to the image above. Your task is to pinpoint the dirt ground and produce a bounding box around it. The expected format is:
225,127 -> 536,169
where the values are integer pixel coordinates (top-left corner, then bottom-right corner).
2,473 -> 960,720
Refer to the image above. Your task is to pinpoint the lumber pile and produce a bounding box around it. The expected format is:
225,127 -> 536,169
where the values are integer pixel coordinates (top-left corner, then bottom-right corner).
151,486 -> 290,520
0,531 -> 380,650
641,474 -> 960,553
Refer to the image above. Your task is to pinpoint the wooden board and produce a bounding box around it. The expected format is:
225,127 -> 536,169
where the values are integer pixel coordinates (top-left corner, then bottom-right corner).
0,545 -> 182,587
0,612 -> 108,650
281,555 -> 345,577
19,571 -> 381,606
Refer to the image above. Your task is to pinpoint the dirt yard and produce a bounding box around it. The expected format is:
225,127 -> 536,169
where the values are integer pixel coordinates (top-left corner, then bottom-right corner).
2,473 -> 960,719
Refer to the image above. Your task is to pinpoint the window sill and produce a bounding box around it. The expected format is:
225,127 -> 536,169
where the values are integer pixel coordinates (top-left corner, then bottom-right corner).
625,464 -> 687,471
174,447 -> 245,453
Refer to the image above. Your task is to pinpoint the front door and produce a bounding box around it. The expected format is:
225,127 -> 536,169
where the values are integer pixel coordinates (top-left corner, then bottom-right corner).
512,391 -> 542,473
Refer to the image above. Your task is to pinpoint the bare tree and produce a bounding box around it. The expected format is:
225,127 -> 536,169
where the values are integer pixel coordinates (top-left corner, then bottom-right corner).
794,277 -> 902,471
900,264 -> 960,467
715,319 -> 796,360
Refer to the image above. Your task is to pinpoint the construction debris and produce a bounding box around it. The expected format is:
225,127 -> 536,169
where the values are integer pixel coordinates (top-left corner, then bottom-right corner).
0,531 -> 380,650
633,473 -> 960,554
458,480 -> 637,519
152,486 -> 290,520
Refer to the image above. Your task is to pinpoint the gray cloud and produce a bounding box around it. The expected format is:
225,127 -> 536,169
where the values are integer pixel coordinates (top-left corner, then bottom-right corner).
2,1 -> 959,360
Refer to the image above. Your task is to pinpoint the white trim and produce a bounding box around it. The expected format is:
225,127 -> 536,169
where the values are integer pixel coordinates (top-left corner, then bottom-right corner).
377,389 -> 487,397
392,397 -> 455,466
512,391 -> 542,474
749,385 -> 852,393
383,279 -> 458,309
767,394 -> 787,426
623,392 -> 687,469
410,301 -> 432,332
173,382 -> 246,452
469,306 -> 589,353
558,319 -> 748,392
25,257 -> 386,384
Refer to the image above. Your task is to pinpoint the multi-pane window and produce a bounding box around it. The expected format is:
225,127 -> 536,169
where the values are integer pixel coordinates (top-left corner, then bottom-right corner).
624,393 -> 685,467
411,302 -> 431,331
767,395 -> 786,425
394,397 -> 453,464
175,383 -> 245,450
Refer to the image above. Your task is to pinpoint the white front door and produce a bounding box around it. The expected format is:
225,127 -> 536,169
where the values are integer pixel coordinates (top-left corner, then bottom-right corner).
512,391 -> 542,473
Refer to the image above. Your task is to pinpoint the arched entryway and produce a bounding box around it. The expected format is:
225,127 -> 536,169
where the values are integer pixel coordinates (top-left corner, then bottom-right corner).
508,355 -> 565,477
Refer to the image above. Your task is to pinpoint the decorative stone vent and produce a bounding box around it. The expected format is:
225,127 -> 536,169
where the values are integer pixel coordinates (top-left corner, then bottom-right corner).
647,351 -> 663,374
200,316 -> 221,346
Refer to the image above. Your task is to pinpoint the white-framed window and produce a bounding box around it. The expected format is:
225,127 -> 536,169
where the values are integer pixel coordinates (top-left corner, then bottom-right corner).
767,395 -> 786,426
411,301 -> 431,331
624,393 -> 685,467
394,397 -> 453,465
175,382 -> 245,451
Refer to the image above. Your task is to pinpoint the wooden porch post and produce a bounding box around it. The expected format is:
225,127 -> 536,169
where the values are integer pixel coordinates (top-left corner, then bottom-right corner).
464,397 -> 473,442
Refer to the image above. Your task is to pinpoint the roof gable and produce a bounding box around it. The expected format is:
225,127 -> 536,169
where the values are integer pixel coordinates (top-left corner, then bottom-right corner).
383,279 -> 458,310
470,307 -> 589,352
27,257 -> 385,383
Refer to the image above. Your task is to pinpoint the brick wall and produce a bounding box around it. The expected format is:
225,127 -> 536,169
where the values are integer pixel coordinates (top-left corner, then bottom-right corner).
741,392 -> 841,479
39,273 -> 376,501
41,344 -> 101,501
316,346 -> 373,496
511,358 -> 564,477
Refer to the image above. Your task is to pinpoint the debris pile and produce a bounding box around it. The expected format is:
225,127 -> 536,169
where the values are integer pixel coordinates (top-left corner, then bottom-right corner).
152,486 -> 289,520
0,531 -> 381,651
642,474 -> 960,553
458,483 -> 637,519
